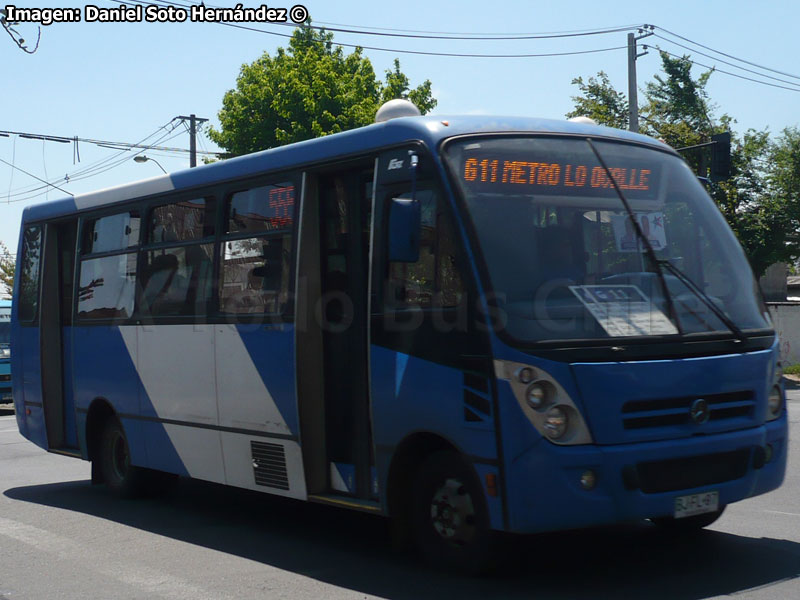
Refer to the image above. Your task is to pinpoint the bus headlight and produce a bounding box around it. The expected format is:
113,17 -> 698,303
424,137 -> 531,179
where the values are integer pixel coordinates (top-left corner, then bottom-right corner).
0,347 -> 9,359
495,360 -> 593,445
767,386 -> 783,420
544,406 -> 569,439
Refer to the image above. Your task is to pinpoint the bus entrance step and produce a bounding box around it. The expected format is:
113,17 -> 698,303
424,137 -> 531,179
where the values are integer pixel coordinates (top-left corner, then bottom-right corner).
308,494 -> 383,514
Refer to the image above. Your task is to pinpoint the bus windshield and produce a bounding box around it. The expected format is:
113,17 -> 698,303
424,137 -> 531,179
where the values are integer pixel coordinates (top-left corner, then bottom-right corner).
444,136 -> 771,343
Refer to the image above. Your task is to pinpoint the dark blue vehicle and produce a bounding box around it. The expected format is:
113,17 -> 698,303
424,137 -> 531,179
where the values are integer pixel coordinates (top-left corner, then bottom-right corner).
0,299 -> 10,402
11,104 -> 787,570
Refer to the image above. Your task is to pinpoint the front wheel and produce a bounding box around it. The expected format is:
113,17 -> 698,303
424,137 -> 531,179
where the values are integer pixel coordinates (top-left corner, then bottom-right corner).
411,451 -> 497,573
652,506 -> 726,533
98,418 -> 149,498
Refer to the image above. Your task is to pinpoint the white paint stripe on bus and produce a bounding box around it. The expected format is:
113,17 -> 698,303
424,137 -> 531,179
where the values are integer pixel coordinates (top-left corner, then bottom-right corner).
0,516 -> 231,600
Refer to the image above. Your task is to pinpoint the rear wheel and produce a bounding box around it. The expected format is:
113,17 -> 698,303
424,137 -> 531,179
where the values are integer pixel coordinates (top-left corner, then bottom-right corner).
652,506 -> 726,533
411,451 -> 497,573
98,418 -> 149,498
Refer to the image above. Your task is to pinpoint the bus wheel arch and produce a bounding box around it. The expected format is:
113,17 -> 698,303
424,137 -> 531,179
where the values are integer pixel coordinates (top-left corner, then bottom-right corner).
410,449 -> 497,572
386,434 -> 471,550
85,398 -> 149,497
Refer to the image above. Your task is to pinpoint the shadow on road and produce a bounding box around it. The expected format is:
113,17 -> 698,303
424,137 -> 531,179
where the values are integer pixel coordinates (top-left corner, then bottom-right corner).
6,478 -> 800,599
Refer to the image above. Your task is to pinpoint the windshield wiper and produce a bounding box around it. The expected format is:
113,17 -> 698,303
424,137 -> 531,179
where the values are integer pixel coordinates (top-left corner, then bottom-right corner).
585,138 -> 683,337
585,138 -> 746,344
657,258 -> 747,343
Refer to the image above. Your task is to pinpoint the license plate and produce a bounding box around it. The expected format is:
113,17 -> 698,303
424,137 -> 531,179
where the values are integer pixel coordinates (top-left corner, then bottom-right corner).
674,491 -> 719,519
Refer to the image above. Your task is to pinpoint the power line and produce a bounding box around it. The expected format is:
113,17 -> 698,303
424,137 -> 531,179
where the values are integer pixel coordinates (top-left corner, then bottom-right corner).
1,121 -> 185,203
277,19 -> 638,41
6,129 -> 185,203
109,0 -> 630,58
114,0 -> 639,40
312,20 -> 647,37
0,129 -> 220,156
2,123 -> 176,199
0,157 -> 73,196
652,33 -> 800,89
651,47 -> 800,94
653,25 -> 800,81
115,1 -> 800,93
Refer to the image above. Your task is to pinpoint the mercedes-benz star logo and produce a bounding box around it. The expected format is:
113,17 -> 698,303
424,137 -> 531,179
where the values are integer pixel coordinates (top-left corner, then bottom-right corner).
689,398 -> 710,425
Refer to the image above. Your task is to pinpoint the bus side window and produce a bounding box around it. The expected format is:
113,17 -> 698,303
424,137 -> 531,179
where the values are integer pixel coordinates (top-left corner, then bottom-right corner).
18,225 -> 43,322
386,188 -> 464,308
219,181 -> 296,316
139,197 -> 215,318
77,253 -> 137,320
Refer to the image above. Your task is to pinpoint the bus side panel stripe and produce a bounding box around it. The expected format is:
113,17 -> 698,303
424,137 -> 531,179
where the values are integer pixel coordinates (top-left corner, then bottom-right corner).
215,325 -> 296,437
73,176 -> 175,211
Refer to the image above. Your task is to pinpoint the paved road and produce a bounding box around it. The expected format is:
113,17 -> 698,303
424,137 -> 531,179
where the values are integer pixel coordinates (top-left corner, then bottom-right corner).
0,395 -> 798,600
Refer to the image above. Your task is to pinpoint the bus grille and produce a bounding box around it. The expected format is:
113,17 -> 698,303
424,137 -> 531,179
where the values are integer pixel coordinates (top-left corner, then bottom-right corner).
621,390 -> 755,430
626,448 -> 751,493
251,441 -> 289,490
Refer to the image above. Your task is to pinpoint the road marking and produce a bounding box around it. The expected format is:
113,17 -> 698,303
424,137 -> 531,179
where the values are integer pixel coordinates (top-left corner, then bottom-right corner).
765,510 -> 800,517
0,517 -> 232,600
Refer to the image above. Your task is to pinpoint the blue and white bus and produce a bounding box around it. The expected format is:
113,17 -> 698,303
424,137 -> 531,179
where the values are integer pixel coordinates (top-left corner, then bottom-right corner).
11,103 -> 787,571
0,299 -> 10,402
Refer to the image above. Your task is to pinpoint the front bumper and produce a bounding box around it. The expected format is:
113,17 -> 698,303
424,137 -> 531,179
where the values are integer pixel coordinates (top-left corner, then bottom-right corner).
505,417 -> 787,534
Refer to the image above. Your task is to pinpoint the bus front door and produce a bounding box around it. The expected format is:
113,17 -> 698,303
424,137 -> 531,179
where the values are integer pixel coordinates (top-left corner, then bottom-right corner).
296,164 -> 375,501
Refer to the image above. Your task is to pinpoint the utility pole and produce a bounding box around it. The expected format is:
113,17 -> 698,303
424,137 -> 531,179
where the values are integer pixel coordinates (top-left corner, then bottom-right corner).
627,26 -> 654,133
176,114 -> 208,167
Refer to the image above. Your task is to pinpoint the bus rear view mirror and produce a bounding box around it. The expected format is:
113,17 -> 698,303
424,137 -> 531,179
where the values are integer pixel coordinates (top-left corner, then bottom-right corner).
388,196 -> 421,262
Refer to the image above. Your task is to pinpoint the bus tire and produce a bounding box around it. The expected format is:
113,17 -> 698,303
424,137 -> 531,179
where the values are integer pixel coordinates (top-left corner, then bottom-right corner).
98,418 -> 148,498
411,450 -> 496,574
652,506 -> 726,533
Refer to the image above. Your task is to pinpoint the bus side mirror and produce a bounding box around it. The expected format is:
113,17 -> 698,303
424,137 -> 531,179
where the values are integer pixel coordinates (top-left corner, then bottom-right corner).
388,196 -> 420,262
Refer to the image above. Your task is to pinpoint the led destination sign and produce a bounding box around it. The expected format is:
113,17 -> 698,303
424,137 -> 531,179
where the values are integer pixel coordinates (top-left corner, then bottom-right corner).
462,156 -> 659,199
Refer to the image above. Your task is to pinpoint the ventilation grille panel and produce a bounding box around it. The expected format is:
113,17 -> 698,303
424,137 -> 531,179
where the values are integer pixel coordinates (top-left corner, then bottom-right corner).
251,441 -> 289,490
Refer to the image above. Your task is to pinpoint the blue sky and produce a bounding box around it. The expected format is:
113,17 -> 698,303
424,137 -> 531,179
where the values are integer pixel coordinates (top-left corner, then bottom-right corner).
2,0 -> 799,256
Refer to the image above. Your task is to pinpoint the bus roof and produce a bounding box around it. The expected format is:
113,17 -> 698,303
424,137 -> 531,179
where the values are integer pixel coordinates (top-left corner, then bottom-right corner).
21,115 -> 671,224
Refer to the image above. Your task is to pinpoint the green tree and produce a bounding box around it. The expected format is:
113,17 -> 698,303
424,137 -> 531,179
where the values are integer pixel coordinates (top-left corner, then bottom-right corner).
565,71 -> 628,129
567,52 -> 800,277
640,52 -> 721,146
0,242 -> 14,297
714,129 -> 797,276
209,25 -> 436,157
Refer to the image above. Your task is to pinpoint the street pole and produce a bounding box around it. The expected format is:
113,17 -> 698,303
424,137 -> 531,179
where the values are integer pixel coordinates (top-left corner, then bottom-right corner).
627,33 -> 639,133
176,114 -> 208,167
627,26 -> 653,133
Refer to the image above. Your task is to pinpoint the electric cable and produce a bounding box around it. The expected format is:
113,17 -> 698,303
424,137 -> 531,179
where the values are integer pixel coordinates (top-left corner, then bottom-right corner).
651,33 -> 800,90
653,25 -> 800,81
652,47 -> 800,94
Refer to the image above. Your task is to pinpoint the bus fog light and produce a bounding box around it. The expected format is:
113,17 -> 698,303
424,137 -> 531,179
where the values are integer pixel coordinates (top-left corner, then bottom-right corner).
580,470 -> 597,490
765,444 -> 774,463
544,406 -> 568,439
526,383 -> 547,409
768,386 -> 783,417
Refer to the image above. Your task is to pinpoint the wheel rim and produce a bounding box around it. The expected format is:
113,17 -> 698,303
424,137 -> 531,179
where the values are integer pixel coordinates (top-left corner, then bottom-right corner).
110,430 -> 129,481
429,477 -> 477,545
